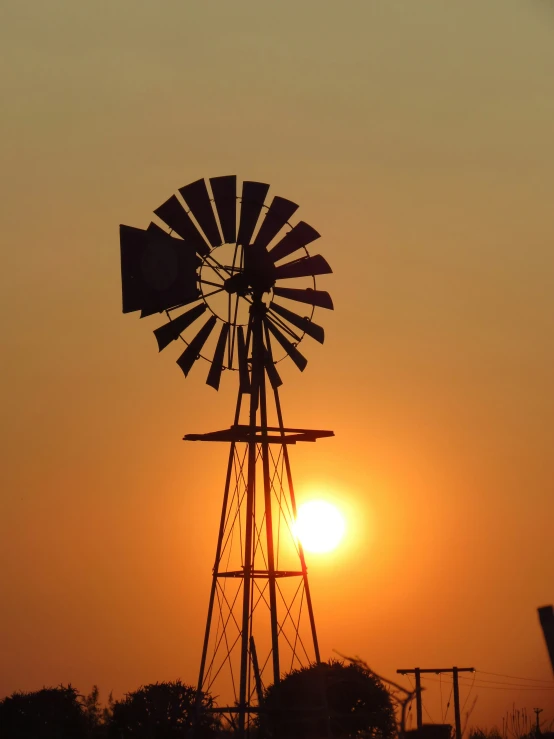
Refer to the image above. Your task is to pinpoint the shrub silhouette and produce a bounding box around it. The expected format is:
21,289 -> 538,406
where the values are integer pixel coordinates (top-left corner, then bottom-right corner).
108,680 -> 220,738
261,659 -> 396,739
0,684 -> 88,739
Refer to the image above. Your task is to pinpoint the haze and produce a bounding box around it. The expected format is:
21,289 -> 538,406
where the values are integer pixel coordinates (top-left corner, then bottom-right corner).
1,0 -> 554,728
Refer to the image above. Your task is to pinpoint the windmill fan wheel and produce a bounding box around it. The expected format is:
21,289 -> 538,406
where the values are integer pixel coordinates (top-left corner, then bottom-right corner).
120,176 -> 334,390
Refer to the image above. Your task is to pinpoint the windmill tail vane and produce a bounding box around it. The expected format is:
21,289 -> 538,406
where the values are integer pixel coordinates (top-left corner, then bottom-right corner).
120,176 -> 334,736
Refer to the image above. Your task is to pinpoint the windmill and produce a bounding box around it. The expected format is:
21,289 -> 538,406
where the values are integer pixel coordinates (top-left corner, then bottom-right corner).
120,176 -> 334,736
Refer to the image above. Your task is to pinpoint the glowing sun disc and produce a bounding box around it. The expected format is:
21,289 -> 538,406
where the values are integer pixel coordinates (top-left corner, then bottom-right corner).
295,500 -> 345,553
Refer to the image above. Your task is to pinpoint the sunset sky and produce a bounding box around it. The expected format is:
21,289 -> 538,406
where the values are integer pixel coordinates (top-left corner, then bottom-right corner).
2,0 -> 554,729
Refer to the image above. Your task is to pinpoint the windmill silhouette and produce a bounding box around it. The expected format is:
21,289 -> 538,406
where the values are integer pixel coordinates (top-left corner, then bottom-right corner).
120,176 -> 334,735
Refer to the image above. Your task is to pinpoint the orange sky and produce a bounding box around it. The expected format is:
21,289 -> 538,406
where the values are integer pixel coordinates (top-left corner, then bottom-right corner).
2,0 -> 554,729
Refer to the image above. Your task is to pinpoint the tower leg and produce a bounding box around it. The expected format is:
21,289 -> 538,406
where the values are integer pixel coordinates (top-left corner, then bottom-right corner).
273,384 -> 321,664
258,317 -> 281,689
196,441 -> 238,694
238,369 -> 259,736
196,392 -> 244,723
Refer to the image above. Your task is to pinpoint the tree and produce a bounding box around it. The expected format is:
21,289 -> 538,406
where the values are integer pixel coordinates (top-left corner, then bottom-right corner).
260,660 -> 397,739
82,685 -> 114,737
108,680 -> 220,738
82,685 -> 103,735
0,684 -> 88,739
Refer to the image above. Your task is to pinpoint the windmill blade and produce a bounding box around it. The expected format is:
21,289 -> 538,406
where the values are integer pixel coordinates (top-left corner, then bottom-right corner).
153,303 -> 207,352
265,317 -> 308,372
253,196 -> 298,249
154,195 -> 210,256
270,302 -> 324,344
120,224 -> 147,313
147,220 -> 172,239
237,325 -> 251,393
140,306 -> 160,318
273,286 -> 334,310
140,287 -> 200,318
176,316 -> 217,377
264,349 -> 283,389
140,295 -> 198,318
210,175 -> 236,244
274,254 -> 332,280
206,323 -> 230,390
120,224 -> 200,314
237,181 -> 269,246
179,179 -> 222,248
268,221 -> 320,263
140,222 -> 201,319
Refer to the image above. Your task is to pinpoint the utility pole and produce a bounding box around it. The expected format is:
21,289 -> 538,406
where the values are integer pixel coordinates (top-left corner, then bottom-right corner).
452,667 -> 462,739
415,668 -> 422,729
397,667 -> 475,739
533,708 -> 543,738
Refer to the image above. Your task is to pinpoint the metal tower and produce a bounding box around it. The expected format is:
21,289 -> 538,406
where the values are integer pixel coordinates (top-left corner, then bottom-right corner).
120,176 -> 334,735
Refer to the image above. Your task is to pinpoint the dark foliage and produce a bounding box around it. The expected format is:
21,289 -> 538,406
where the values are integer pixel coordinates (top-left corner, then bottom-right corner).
82,685 -> 113,737
108,680 -> 220,738
261,660 -> 396,739
469,730 -> 503,739
0,684 -> 89,739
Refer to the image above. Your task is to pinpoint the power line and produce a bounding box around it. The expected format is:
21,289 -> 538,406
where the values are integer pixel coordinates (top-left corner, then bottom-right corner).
405,673 -> 436,725
420,675 -> 554,692
454,674 -> 554,690
459,677 -> 553,689
420,673 -> 554,689
443,683 -> 453,724
460,671 -> 476,715
477,670 -> 554,685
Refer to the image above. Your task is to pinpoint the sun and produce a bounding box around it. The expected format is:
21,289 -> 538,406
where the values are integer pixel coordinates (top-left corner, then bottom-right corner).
294,500 -> 346,554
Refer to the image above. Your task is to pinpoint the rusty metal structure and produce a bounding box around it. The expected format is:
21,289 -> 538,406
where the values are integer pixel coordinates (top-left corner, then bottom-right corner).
120,176 -> 334,735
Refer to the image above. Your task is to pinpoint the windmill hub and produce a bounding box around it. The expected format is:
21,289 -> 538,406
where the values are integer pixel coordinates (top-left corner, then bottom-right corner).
224,244 -> 276,297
